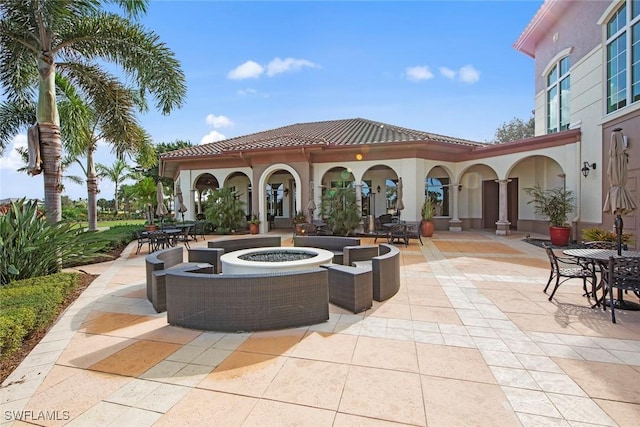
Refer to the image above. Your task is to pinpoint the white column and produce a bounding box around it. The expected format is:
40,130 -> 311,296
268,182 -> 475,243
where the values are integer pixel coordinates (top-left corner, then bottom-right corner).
448,183 -> 462,232
495,179 -> 511,236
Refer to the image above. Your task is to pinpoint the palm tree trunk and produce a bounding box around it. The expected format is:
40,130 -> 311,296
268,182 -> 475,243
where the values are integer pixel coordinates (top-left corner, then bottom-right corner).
39,123 -> 62,223
113,185 -> 119,214
86,148 -> 98,231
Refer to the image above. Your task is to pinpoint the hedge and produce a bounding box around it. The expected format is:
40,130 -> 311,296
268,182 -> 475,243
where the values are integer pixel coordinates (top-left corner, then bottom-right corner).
0,273 -> 80,358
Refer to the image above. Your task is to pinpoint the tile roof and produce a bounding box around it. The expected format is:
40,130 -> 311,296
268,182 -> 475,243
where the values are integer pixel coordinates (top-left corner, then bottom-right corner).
160,118 -> 484,159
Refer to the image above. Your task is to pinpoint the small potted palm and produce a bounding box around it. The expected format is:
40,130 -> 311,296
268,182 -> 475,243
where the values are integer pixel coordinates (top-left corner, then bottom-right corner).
420,196 -> 435,237
524,184 -> 575,246
248,213 -> 261,234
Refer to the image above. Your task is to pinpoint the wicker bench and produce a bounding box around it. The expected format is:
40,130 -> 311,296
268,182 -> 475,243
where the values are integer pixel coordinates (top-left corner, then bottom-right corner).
145,247 -> 214,313
373,244 -> 401,301
293,235 -> 361,265
323,264 -> 373,313
165,268 -> 329,331
207,235 -> 281,252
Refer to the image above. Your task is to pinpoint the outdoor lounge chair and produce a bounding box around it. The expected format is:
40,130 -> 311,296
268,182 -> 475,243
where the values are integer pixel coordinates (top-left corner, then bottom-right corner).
603,256 -> 640,323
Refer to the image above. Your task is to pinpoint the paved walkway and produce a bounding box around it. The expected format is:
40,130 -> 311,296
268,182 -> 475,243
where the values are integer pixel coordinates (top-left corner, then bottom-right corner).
2,231 -> 640,426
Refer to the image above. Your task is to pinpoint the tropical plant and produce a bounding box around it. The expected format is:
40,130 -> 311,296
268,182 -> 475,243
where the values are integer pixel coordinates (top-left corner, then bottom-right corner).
320,187 -> 361,236
524,184 -> 575,227
582,227 -> 633,244
248,213 -> 261,225
96,159 -> 134,215
0,199 -> 107,285
293,211 -> 307,224
0,0 -> 186,223
204,188 -> 246,234
421,196 -> 434,221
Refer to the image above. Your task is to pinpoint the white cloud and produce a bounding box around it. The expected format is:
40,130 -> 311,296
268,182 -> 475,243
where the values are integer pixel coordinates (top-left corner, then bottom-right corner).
205,114 -> 233,128
227,60 -> 264,80
238,88 -> 257,96
266,57 -> 319,77
200,130 -> 226,145
439,67 -> 456,80
0,134 -> 27,171
459,64 -> 480,84
405,66 -> 434,82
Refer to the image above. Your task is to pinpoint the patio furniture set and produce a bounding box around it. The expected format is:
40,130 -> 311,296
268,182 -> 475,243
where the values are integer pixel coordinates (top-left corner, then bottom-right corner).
144,235 -> 401,331
543,241 -> 640,323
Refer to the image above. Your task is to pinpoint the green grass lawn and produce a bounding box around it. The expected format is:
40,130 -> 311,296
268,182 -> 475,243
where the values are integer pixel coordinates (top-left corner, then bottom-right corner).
76,219 -> 146,228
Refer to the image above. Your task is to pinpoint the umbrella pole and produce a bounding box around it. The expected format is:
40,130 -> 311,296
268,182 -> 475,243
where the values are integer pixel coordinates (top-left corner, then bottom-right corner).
615,214 -> 623,256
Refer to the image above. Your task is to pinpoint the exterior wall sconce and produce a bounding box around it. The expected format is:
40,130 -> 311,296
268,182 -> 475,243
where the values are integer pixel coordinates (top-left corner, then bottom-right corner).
458,185 -> 462,191
284,188 -> 289,196
376,185 -> 381,193
581,162 -> 596,178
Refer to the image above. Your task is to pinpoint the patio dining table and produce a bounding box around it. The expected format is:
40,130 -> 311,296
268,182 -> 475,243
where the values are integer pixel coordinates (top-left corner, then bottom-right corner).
143,228 -> 182,252
563,248 -> 640,310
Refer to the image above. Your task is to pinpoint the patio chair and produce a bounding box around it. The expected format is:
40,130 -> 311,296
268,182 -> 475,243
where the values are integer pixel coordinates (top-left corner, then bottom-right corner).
404,221 -> 423,245
603,256 -> 640,323
173,225 -> 192,249
193,220 -> 206,241
387,223 -> 408,246
136,231 -> 152,254
542,244 -> 596,302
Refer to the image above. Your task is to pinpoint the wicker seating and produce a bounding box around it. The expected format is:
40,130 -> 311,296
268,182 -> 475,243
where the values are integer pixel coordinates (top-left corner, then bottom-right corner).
542,244 -> 596,302
373,243 -> 401,301
207,235 -> 281,253
145,246 -> 214,312
165,268 -> 329,331
343,245 -> 379,267
603,256 -> 640,323
324,264 -> 372,313
293,235 -> 361,265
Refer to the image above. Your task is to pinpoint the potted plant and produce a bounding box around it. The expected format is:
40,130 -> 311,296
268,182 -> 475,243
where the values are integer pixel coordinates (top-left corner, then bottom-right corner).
420,196 -> 435,237
293,210 -> 307,234
320,187 -> 361,236
524,184 -> 575,246
144,203 -> 158,231
248,213 -> 261,234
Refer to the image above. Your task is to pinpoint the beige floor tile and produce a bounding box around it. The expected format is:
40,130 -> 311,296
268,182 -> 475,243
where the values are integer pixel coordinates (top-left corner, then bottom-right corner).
594,398 -> 640,427
366,302 -> 412,319
197,351 -> 287,397
155,389 -> 257,426
416,343 -> 496,384
23,368 -> 130,427
410,306 -> 461,324
88,340 -> 181,377
421,376 -> 521,427
333,413 -> 414,426
502,387 -> 560,417
516,413 -> 570,427
547,394 -> 616,426
289,331 -> 358,363
235,329 -> 305,355
243,399 -> 335,427
65,401 -> 128,426
263,358 -> 349,410
352,336 -> 418,373
339,366 -> 426,426
56,333 -> 133,369
554,358 -> 640,404
79,311 -> 149,334
109,406 -> 163,426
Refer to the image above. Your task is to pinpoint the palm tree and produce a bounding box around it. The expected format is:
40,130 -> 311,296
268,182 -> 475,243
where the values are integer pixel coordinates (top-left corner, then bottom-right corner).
0,0 -> 186,222
96,159 -> 133,215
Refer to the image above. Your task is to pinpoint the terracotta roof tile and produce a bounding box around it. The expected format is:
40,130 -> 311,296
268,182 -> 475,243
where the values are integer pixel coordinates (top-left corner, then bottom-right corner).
160,118 -> 483,159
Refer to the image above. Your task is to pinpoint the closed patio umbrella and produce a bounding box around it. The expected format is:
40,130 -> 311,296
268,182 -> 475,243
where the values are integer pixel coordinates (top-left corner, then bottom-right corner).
176,184 -> 188,222
603,129 -> 637,255
306,184 -> 316,220
156,181 -> 169,226
396,177 -> 405,218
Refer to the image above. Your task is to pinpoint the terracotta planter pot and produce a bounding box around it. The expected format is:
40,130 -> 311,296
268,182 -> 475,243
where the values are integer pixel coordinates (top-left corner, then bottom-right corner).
549,226 -> 571,246
420,220 -> 434,237
249,223 -> 259,234
145,224 -> 158,232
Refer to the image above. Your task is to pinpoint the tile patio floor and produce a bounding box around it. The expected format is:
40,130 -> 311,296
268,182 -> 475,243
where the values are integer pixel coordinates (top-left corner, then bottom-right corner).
2,230 -> 640,426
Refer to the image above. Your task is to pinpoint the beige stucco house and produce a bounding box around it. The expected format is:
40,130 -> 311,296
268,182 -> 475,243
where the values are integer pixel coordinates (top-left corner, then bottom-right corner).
160,0 -> 638,249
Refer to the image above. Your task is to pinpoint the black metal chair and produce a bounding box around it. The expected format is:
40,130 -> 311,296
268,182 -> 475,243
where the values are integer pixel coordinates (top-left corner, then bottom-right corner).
603,256 -> 640,323
136,231 -> 152,254
542,244 -> 596,302
173,226 -> 192,249
387,223 -> 408,246
404,221 -> 423,245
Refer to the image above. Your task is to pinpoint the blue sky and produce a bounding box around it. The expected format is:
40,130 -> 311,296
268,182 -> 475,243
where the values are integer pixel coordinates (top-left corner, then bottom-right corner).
0,0 -> 544,202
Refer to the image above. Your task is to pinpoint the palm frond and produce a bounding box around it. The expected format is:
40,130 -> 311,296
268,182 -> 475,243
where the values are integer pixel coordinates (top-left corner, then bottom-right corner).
0,99 -> 36,154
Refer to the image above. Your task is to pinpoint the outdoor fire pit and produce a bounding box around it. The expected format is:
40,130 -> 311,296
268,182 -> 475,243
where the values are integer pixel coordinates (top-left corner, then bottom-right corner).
220,247 -> 334,275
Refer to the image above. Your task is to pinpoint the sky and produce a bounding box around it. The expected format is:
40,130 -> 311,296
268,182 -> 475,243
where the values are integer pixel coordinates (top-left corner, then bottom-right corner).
0,0 -> 544,202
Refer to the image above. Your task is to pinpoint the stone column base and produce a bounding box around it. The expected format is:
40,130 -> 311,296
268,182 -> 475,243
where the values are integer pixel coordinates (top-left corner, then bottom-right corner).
495,221 -> 511,236
448,219 -> 462,232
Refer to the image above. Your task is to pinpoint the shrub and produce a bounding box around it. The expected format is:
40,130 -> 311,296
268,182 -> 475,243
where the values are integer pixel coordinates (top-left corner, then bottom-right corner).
0,273 -> 79,358
0,199 -> 108,285
582,227 -> 633,244
321,187 -> 361,236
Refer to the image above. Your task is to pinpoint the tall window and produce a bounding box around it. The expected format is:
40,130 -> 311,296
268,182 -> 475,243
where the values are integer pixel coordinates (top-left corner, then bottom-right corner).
546,56 -> 570,133
426,178 -> 449,217
606,1 -> 640,113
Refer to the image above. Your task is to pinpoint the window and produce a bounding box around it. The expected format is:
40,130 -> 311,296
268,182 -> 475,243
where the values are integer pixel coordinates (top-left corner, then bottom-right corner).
606,0 -> 640,113
426,178 -> 449,217
546,56 -> 570,133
